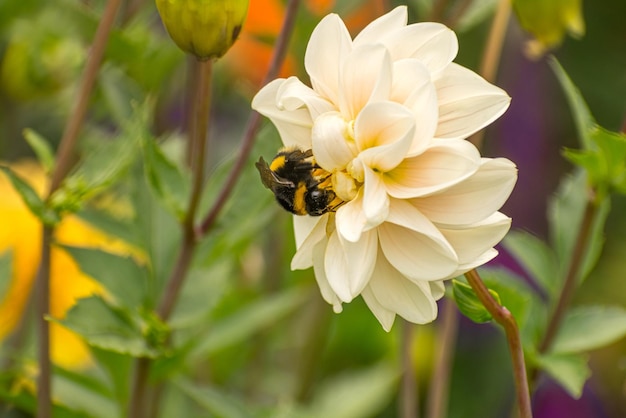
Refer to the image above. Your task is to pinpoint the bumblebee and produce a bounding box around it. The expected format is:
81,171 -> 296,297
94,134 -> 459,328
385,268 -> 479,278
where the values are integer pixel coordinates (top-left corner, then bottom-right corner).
256,147 -> 343,216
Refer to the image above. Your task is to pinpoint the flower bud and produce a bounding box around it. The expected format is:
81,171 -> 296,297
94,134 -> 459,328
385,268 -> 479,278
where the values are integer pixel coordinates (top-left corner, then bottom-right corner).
156,0 -> 249,60
513,0 -> 585,58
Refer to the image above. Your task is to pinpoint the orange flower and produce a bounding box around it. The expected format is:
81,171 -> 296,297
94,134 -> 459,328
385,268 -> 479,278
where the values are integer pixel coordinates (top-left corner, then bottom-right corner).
0,162 -> 136,369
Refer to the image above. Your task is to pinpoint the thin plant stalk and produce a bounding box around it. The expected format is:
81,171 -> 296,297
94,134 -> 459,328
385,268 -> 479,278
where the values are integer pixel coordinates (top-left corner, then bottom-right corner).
127,58 -> 213,418
426,3 -> 511,413
425,299 -> 458,418
49,0 -> 123,191
538,197 -> 597,353
400,320 -> 418,418
159,58 -> 213,320
35,226 -> 52,418
35,1 -> 122,416
469,0 -> 511,149
128,0 -> 301,411
464,269 -> 532,418
198,0 -> 301,236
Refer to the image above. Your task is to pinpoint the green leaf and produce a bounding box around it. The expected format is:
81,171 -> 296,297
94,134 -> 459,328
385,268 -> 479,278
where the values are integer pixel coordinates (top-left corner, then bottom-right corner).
457,0 -> 499,32
175,379 -> 251,418
99,65 -> 142,125
142,135 -> 190,220
51,101 -> 149,214
190,286 -> 308,359
0,251 -> 12,300
170,259 -> 232,329
503,230 -> 559,297
23,128 -> 55,173
452,279 -> 501,323
91,348 -> 132,406
302,363 -> 398,418
53,366 -> 118,418
548,170 -> 610,281
0,165 -> 59,225
590,126 -> 626,193
552,305 -> 626,354
563,126 -> 626,198
77,207 -> 143,250
536,353 -> 590,399
61,246 -> 147,309
549,57 -> 595,149
57,295 -> 162,357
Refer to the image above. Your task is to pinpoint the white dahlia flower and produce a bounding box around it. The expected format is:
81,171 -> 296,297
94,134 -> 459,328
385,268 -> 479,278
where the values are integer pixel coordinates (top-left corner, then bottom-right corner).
252,5 -> 517,331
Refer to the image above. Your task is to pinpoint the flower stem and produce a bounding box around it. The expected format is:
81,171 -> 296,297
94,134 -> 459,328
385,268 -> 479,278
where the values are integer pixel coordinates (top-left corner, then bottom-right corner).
128,59 -> 213,418
469,0 -> 511,149
400,320 -> 418,418
464,269 -> 532,418
538,194 -> 598,354
426,298 -> 458,418
35,226 -> 52,418
35,2 -> 121,416
198,0 -> 301,236
49,0 -> 122,192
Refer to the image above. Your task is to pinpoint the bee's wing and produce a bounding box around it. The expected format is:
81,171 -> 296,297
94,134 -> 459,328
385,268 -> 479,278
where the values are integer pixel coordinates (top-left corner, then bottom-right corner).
255,157 -> 275,189
256,157 -> 293,189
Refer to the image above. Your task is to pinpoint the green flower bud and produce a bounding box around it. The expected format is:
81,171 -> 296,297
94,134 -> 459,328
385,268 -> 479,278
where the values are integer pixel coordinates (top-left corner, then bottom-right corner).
156,0 -> 249,60
513,0 -> 585,58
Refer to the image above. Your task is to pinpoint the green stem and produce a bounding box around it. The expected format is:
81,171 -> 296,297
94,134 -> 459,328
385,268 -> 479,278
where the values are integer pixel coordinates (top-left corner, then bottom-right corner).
400,320 -> 418,418
127,59 -> 213,418
538,195 -> 598,354
464,269 -> 532,418
198,0 -> 301,236
469,0 -> 511,149
35,226 -> 52,418
49,0 -> 122,192
35,1 -> 121,416
185,59 -> 213,238
426,298 -> 458,418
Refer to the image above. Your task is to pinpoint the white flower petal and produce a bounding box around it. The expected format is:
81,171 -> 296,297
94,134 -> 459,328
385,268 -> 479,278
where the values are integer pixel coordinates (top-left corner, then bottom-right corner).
435,63 -> 510,140
379,199 -> 458,281
278,77 -> 335,120
391,59 -> 438,156
353,6 -> 408,47
252,78 -> 313,148
324,229 -> 377,302
336,188 -> 367,242
439,212 -> 511,265
429,281 -> 446,300
343,229 -> 378,296
312,239 -> 343,312
382,22 -> 458,74
338,45 -> 392,120
311,112 -> 358,171
354,101 -> 415,171
324,230 -> 352,302
362,165 -> 389,228
384,138 -> 481,199
305,13 -> 352,105
367,252 -> 439,324
445,248 -> 499,280
411,158 -> 517,225
291,215 -> 329,270
361,286 -> 396,331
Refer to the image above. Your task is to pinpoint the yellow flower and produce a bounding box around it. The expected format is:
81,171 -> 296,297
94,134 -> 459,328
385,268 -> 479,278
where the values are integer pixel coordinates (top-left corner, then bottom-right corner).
0,161 -> 136,368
